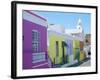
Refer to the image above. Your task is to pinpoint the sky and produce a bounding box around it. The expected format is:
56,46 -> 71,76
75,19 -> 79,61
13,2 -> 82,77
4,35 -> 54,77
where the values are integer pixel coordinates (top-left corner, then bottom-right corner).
32,11 -> 91,34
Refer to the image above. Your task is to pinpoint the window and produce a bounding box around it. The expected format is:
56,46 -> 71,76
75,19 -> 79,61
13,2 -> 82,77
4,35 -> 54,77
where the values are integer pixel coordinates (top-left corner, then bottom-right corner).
32,30 -> 39,52
32,52 -> 46,63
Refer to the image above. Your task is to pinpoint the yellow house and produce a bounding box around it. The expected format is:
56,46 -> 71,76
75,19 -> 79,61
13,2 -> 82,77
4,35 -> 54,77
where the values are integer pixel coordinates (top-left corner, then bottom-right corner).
48,31 -> 67,65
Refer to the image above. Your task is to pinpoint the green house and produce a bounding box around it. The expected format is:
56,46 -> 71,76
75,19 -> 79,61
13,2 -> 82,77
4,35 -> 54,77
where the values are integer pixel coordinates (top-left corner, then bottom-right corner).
73,40 -> 80,61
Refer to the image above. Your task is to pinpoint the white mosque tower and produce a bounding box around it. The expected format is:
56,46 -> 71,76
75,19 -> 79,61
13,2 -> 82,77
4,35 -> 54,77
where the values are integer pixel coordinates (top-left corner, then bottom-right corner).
77,18 -> 83,32
65,18 -> 84,41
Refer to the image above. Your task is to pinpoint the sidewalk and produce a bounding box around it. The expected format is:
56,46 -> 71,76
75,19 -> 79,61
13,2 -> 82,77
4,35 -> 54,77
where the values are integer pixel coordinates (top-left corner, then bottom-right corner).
79,59 -> 91,67
61,58 -> 90,67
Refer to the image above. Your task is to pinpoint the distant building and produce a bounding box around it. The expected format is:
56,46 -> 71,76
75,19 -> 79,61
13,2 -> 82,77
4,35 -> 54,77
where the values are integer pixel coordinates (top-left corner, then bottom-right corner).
85,34 -> 91,45
65,18 -> 84,41
84,34 -> 91,58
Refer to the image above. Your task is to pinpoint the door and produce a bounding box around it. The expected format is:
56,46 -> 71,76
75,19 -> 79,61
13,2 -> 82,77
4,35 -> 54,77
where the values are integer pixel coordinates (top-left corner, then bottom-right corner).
62,41 -> 67,64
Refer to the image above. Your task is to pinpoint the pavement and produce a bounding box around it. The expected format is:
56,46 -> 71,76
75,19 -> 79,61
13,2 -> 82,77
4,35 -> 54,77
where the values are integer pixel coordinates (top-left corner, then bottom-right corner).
79,59 -> 91,67
60,58 -> 91,67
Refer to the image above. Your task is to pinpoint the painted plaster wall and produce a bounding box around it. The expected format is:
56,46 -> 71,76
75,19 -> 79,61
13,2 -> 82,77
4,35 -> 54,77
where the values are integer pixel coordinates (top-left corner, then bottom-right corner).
66,39 -> 73,63
23,11 -> 48,69
48,32 -> 65,64
80,41 -> 84,50
79,51 -> 86,61
79,41 -> 86,61
23,19 -> 48,69
73,40 -> 80,61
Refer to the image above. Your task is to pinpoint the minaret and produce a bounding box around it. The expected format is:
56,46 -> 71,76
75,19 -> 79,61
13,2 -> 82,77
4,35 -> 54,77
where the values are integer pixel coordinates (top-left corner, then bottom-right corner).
77,18 -> 83,31
76,18 -> 84,41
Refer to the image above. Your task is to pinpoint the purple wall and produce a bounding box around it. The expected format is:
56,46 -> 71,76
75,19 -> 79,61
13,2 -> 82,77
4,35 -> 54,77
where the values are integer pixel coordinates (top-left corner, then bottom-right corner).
23,19 -> 48,69
66,40 -> 73,55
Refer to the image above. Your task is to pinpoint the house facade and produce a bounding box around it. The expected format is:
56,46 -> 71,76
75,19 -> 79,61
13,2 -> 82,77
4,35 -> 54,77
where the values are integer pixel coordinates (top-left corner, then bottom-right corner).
48,24 -> 67,66
47,20 -> 86,67
23,10 -> 51,69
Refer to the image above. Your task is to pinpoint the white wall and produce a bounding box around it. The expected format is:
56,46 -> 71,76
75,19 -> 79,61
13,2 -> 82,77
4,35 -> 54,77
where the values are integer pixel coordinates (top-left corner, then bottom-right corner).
0,0 -> 99,80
